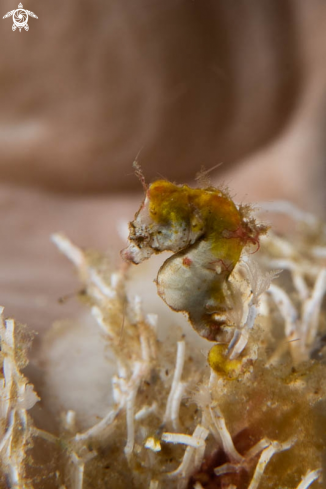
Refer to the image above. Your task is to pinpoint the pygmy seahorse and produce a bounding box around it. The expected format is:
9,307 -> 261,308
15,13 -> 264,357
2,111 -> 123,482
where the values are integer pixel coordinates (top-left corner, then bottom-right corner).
121,180 -> 267,342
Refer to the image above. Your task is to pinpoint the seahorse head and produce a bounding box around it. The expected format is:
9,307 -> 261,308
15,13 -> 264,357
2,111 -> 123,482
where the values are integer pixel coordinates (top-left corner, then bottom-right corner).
121,180 -> 206,264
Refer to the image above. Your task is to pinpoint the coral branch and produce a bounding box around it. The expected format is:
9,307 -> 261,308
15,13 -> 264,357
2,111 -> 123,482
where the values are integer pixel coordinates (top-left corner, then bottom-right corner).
302,268 -> 326,347
248,439 -> 294,489
162,433 -> 206,448
209,402 -> 243,463
295,469 -> 322,489
0,308 -> 39,488
258,201 -> 320,229
164,341 -> 186,427
135,402 -> 158,421
74,408 -> 119,444
51,233 -> 85,269
167,424 -> 209,486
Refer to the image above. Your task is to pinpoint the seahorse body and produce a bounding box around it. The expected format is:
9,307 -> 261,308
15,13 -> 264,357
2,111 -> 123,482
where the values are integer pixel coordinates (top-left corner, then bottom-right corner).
121,180 -> 265,341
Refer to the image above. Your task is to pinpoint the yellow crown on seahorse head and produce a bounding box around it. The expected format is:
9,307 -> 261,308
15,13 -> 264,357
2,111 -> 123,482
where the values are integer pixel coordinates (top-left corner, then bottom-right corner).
18,3 -> 23,8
